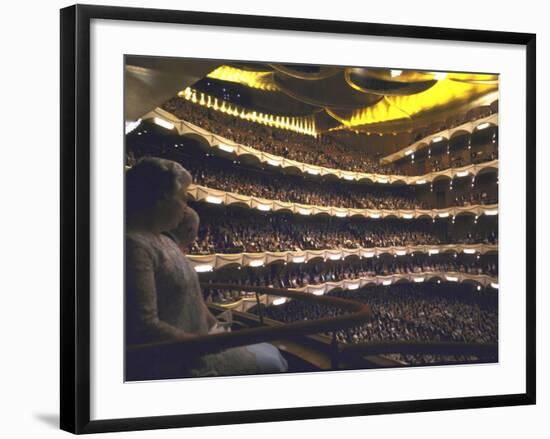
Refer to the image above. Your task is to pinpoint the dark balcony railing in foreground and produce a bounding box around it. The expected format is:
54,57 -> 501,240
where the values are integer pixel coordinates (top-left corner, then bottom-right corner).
339,340 -> 498,359
126,283 -> 372,358
126,284 -> 497,376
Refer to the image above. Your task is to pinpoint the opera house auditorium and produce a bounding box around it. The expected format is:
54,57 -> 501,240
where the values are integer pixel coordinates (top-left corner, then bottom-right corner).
124,57 -> 499,380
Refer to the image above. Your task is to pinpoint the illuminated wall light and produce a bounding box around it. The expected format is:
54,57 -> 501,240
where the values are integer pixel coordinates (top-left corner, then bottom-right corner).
335,212 -> 348,218
429,249 -> 440,255
476,122 -> 491,130
382,280 -> 392,286
347,284 -> 359,290
390,69 -> 402,77
343,175 -> 355,181
329,255 -> 342,261
248,260 -> 264,267
463,249 -> 476,254
218,143 -> 235,153
312,290 -> 325,296
378,178 -> 388,184
194,264 -> 213,273
273,297 -> 287,306
491,282 -> 499,289
477,285 -> 482,291
257,204 -> 271,211
432,136 -> 444,143
403,214 -> 414,219
370,213 -> 381,219
413,277 -> 425,283
438,212 -> 450,218
446,275 -> 458,282
125,118 -> 142,134
292,256 -> 305,263
298,208 -> 311,216
153,117 -> 174,130
205,196 -> 223,204
266,159 -> 280,167
396,250 -> 407,256
416,180 -> 427,185
456,171 -> 469,177
485,210 -> 498,216
306,168 -> 320,175
363,252 -> 375,258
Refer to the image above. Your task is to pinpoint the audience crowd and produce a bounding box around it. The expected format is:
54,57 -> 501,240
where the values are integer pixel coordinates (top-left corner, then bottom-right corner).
128,140 -> 498,209
201,256 -> 498,294
127,94 -> 500,368
454,190 -> 498,206
257,283 -> 498,365
161,97 -> 498,175
190,207 -> 498,254
162,97 -> 403,174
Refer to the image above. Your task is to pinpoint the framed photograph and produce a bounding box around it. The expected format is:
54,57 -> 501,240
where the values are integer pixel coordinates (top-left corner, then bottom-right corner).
60,4 -> 536,434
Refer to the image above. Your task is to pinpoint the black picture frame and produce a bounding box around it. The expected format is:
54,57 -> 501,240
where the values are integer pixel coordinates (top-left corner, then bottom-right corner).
60,4 -> 536,434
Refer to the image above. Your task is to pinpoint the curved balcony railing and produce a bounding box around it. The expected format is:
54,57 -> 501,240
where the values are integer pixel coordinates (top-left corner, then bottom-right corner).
380,113 -> 498,164
127,284 -> 497,375
188,243 -> 498,271
142,107 -> 498,184
201,272 -> 498,295
127,284 -> 372,358
188,184 -> 498,219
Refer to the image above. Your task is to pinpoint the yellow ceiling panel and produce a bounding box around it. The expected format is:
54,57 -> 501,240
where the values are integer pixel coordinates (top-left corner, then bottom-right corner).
338,78 -> 497,127
207,65 -> 278,91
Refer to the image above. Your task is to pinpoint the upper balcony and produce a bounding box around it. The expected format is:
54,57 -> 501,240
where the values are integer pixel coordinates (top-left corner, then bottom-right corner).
141,107 -> 498,186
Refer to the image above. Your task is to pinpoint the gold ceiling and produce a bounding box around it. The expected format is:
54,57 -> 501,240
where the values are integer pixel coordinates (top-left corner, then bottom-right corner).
207,65 -> 278,91
199,64 -> 498,134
